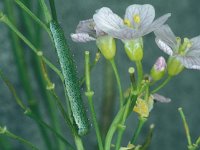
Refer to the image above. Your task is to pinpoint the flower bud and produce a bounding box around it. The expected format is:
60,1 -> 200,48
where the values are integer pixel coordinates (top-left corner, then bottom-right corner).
124,38 -> 143,61
167,57 -> 184,76
150,57 -> 166,81
96,35 -> 116,60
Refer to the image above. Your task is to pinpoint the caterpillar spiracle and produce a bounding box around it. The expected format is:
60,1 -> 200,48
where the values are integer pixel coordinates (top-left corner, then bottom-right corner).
50,21 -> 89,136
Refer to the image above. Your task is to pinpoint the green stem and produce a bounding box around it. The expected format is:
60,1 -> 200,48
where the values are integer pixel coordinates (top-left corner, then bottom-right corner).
131,117 -> 147,144
38,0 -> 51,23
25,110 -> 74,150
135,60 -> 143,87
115,125 -> 126,150
74,135 -> 85,150
104,107 -> 125,150
39,60 -> 65,150
48,0 -> 57,21
80,51 -> 101,86
4,0 -> 34,110
100,61 -> 116,139
0,126 -> 39,150
115,98 -> 132,150
110,59 -> 124,108
18,2 -> 63,148
85,51 -> 104,150
178,108 -> 192,147
0,14 -> 63,81
140,124 -> 155,150
0,70 -> 52,150
14,0 -> 52,38
151,75 -> 172,94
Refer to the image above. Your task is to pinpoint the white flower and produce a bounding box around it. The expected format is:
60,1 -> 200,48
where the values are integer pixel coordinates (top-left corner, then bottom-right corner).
71,19 -> 116,60
155,25 -> 200,70
71,19 -> 104,42
93,5 -> 171,40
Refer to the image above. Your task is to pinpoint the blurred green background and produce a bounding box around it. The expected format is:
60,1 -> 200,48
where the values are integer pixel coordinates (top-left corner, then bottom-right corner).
0,0 -> 200,150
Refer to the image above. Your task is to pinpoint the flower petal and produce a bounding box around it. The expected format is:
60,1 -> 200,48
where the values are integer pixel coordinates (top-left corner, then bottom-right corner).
153,94 -> 171,103
93,7 -> 124,34
187,35 -> 200,57
154,24 -> 176,50
177,56 -> 200,70
155,38 -> 173,56
93,7 -> 142,39
125,4 -> 155,29
71,33 -> 96,42
75,19 -> 96,36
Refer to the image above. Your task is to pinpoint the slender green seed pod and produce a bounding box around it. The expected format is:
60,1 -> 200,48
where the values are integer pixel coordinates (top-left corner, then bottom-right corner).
50,21 -> 89,136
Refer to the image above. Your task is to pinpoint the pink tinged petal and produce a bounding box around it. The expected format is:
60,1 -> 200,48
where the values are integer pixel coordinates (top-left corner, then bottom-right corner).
125,4 -> 155,28
94,25 -> 107,37
153,93 -> 171,103
71,33 -> 96,42
154,56 -> 166,71
177,56 -> 200,70
93,7 -> 125,36
75,19 -> 96,36
155,38 -> 173,56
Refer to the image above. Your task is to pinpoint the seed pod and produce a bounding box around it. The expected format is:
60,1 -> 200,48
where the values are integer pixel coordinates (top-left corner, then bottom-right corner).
50,21 -> 89,136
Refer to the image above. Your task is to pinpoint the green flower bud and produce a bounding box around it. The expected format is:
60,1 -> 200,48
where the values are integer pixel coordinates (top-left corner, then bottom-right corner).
124,38 -> 143,61
96,35 -> 116,60
151,56 -> 166,81
167,57 -> 184,76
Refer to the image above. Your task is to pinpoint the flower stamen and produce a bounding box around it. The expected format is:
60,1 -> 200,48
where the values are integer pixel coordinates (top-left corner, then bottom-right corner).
179,38 -> 192,54
123,19 -> 132,27
133,14 -> 141,24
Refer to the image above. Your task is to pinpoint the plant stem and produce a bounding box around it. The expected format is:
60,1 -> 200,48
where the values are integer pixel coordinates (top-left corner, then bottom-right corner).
115,98 -> 132,150
0,14 -> 63,81
14,0 -> 52,38
178,108 -> 192,147
74,135 -> 85,150
140,124 -> 155,150
0,126 -> 39,150
0,70 -> 52,150
151,75 -> 172,93
4,0 -> 34,111
110,59 -> 124,108
48,0 -> 57,21
38,0 -> 51,23
85,51 -> 104,150
131,117 -> 147,144
1,70 -> 74,149
100,61 -> 115,139
18,2 -> 63,148
25,110 -> 75,150
80,51 -> 101,86
104,107 -> 125,150
135,60 -> 143,88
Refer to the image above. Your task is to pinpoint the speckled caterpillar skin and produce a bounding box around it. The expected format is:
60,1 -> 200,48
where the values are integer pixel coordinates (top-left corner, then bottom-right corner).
50,21 -> 89,136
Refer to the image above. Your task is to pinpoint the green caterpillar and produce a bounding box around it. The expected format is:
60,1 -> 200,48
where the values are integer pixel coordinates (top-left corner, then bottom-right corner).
50,21 -> 89,136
